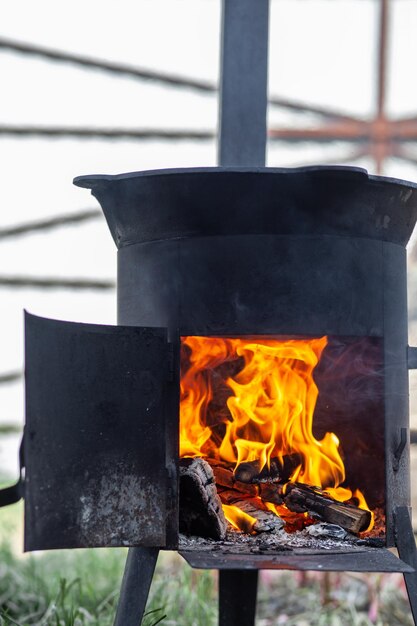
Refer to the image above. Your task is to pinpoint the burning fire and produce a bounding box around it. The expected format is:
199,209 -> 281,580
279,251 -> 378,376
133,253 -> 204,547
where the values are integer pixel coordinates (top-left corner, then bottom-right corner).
222,504 -> 257,534
180,335 -> 373,532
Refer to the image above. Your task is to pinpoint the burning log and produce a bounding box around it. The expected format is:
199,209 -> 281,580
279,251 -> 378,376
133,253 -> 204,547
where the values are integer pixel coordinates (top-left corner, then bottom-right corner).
179,457 -> 227,540
233,454 -> 301,484
283,483 -> 371,534
208,460 -> 285,503
219,489 -> 284,533
210,463 -> 259,497
210,463 -> 285,505
259,483 -> 284,505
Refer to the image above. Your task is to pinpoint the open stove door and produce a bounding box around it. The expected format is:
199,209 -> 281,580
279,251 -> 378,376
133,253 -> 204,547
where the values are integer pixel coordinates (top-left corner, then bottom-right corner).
23,312 -> 177,551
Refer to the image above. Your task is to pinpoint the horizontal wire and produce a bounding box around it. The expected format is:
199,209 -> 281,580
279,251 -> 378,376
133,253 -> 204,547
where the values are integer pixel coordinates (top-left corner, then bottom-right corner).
0,276 -> 115,289
268,96 -> 361,122
0,371 -> 21,384
0,125 -> 214,140
0,37 -> 358,120
0,209 -> 102,239
0,37 -> 216,93
0,125 -> 396,144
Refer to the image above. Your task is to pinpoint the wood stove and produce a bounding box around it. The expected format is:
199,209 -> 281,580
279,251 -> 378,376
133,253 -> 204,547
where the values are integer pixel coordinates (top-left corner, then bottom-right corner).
3,165 -> 417,625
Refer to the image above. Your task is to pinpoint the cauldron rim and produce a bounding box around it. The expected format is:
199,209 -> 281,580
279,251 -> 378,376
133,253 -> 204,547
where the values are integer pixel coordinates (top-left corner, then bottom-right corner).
73,166 -> 417,249
73,165 -> 417,192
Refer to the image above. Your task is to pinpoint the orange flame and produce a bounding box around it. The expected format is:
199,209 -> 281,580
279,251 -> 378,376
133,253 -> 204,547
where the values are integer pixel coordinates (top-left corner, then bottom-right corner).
222,503 -> 257,533
180,336 -> 373,531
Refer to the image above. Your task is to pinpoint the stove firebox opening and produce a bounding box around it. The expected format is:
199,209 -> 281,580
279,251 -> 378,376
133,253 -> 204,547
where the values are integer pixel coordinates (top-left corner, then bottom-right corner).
179,335 -> 385,550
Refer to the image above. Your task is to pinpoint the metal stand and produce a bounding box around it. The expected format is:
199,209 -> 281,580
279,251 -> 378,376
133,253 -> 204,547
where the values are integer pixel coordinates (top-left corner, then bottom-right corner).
395,507 -> 417,624
219,570 -> 259,626
113,555 -> 259,626
113,547 -> 159,626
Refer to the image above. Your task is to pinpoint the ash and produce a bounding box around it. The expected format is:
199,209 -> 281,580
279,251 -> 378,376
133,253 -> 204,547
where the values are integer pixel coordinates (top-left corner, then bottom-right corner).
179,525 -> 385,554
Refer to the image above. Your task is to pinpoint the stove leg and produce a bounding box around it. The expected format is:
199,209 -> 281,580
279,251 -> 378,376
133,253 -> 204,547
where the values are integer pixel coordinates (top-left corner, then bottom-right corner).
113,547 -> 159,626
218,570 -> 258,626
395,506 -> 417,625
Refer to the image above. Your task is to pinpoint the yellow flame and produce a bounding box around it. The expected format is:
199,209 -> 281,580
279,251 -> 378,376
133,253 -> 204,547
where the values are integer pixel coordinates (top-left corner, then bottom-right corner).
353,488 -> 374,532
222,503 -> 257,533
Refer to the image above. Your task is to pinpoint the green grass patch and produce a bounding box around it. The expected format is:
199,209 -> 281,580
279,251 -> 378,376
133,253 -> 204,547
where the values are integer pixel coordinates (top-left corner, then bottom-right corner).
0,504 -> 217,625
0,541 -> 218,625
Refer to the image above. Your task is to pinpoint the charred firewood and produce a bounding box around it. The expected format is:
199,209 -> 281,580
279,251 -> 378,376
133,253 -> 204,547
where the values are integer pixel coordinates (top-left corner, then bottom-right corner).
219,489 -> 284,533
179,457 -> 227,540
210,464 -> 259,497
207,458 -> 291,504
259,483 -> 284,505
356,537 -> 385,548
233,454 -> 301,484
283,483 -> 371,534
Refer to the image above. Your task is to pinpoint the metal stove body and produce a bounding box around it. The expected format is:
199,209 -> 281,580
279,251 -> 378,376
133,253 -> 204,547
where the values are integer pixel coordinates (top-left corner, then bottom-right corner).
3,166 -> 417,625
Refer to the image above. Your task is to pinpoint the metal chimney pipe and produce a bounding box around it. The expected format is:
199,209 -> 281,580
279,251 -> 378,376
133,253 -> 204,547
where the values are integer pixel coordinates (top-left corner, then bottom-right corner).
218,0 -> 270,167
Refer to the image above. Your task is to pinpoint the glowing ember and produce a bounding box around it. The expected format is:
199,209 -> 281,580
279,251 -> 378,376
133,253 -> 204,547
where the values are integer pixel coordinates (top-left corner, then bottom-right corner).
180,335 -> 374,533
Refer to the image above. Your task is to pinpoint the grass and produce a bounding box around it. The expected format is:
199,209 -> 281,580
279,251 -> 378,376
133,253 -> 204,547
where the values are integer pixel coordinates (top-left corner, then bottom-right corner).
0,502 -> 414,625
0,502 -> 217,626
0,541 -> 217,626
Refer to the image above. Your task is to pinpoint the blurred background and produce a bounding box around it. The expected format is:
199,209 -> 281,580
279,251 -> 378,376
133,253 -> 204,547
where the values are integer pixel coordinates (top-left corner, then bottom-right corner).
1,0 -> 417,539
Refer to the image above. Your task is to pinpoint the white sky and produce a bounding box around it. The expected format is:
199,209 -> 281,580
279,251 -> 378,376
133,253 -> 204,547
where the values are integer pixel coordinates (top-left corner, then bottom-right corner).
1,0 -> 417,476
